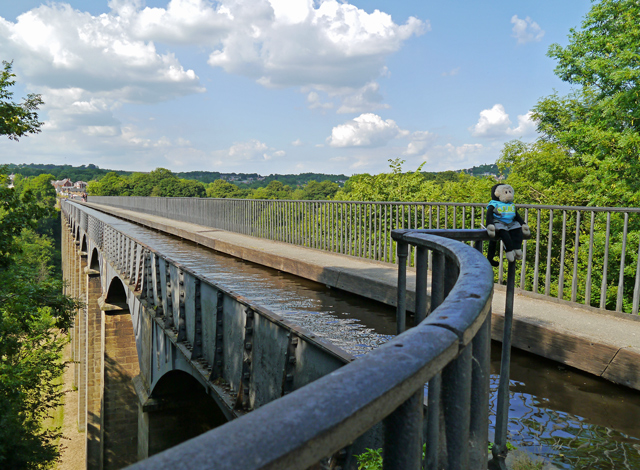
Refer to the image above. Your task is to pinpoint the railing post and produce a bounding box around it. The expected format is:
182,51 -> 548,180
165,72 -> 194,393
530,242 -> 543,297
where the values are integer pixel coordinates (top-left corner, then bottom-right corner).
415,246 -> 429,323
396,240 -> 409,335
383,390 -> 423,470
490,260 -> 516,470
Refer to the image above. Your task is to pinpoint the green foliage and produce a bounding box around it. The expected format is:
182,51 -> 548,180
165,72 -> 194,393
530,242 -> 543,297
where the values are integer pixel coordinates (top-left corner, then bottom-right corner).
88,168 -> 206,198
8,163 -> 129,183
0,168 -> 80,469
335,158 -> 495,203
497,140 -> 588,206
355,444 -> 428,470
355,448 -> 383,470
206,179 -> 251,198
251,181 -> 294,200
516,0 -> 640,208
0,61 -> 43,140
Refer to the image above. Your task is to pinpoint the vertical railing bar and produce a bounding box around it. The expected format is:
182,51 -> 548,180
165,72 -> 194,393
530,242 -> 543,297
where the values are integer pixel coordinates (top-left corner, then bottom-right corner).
616,212 -> 629,312
358,204 -> 363,258
377,204 -> 382,261
492,261 -> 516,465
415,246 -> 428,324
632,235 -> 640,315
383,205 -> 388,262
520,208 -> 528,290
498,242 -> 504,285
544,209 -> 554,297
571,211 -> 581,302
396,240 -> 408,335
585,211 -> 595,306
557,210 -> 567,300
533,210 -> 541,293
383,390 -> 423,470
600,212 -> 611,309
369,204 -> 373,260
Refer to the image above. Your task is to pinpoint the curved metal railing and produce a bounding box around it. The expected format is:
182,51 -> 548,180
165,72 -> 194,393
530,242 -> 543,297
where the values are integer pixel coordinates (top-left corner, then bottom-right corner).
126,230 -> 494,470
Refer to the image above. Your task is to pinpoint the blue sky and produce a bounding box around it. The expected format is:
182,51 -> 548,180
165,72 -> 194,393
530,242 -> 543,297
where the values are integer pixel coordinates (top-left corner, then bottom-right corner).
0,0 -> 592,175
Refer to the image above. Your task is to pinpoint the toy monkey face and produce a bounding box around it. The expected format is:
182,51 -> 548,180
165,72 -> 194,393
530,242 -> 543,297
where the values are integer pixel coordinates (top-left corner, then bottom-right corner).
495,184 -> 514,203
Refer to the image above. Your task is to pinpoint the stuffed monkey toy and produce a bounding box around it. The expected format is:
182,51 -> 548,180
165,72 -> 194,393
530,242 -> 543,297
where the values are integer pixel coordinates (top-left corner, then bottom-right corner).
486,184 -> 530,266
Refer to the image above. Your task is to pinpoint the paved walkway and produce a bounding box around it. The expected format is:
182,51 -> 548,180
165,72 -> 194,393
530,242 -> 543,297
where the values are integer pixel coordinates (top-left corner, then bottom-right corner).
84,202 -> 640,391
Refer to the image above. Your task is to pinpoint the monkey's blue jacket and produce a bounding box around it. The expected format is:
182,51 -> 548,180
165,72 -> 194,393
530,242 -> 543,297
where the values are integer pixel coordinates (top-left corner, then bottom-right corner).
487,200 -> 516,224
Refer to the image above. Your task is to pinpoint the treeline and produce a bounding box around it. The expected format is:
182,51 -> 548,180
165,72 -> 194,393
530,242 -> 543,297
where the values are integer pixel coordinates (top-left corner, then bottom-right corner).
87,169 -> 344,200
6,163 -> 130,182
7,163 -> 350,191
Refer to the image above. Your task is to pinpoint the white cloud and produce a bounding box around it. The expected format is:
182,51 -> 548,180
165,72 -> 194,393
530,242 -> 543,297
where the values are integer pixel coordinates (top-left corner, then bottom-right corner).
511,15 -> 544,44
132,0 -> 233,45
204,0 -> 426,90
307,91 -> 333,110
328,113 -> 409,147
469,104 -> 537,138
469,104 -> 511,138
226,139 -> 284,162
336,82 -> 390,114
0,4 -> 203,102
420,143 -> 487,171
291,139 -> 304,146
441,67 -> 460,77
0,1 -> 206,152
510,111 -> 537,137
404,130 -> 437,155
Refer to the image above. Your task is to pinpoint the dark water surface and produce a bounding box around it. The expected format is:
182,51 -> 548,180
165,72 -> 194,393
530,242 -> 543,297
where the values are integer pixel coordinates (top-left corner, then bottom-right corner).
99,209 -> 640,469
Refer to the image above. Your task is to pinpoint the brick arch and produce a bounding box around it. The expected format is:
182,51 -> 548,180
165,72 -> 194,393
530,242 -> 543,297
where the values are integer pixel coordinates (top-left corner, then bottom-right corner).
89,247 -> 100,271
101,277 -> 140,469
141,370 -> 228,458
105,276 -> 128,306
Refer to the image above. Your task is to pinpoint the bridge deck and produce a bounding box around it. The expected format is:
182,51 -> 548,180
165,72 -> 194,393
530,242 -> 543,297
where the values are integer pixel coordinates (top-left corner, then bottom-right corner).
84,202 -> 640,391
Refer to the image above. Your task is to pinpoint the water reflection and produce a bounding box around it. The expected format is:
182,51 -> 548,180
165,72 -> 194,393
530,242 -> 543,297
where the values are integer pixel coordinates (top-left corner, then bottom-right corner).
491,346 -> 640,469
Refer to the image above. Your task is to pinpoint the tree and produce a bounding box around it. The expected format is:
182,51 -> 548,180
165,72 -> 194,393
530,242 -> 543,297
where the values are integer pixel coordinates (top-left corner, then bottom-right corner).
87,172 -> 128,196
0,168 -> 79,468
251,181 -> 293,200
299,180 -> 339,200
528,0 -> 640,207
206,179 -> 250,198
0,61 -> 43,140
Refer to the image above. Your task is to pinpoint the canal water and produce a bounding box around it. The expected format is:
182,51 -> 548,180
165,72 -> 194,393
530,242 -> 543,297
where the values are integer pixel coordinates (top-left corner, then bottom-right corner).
100,210 -> 640,469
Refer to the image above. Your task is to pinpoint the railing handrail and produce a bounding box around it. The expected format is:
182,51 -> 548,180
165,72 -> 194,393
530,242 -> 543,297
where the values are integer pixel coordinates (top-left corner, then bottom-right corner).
91,195 -> 640,213
124,232 -> 493,470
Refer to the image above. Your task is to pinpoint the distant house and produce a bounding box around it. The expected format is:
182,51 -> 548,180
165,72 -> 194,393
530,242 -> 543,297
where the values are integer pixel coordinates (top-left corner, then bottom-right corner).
74,181 -> 88,189
52,178 -> 73,193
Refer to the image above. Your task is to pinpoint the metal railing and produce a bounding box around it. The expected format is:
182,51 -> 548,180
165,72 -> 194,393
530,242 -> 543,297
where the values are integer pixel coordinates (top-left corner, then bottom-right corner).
121,227 -> 494,470
88,196 -> 640,315
393,229 -> 521,470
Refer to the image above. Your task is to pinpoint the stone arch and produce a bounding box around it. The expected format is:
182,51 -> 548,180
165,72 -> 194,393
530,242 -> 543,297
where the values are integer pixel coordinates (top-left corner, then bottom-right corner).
105,276 -> 128,308
141,370 -> 227,459
89,247 -> 100,272
80,234 -> 88,253
100,277 -> 140,469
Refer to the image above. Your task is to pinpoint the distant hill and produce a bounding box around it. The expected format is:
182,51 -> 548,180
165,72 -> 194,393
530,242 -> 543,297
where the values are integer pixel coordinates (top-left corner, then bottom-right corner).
5,163 -> 501,188
6,164 -> 349,188
5,163 -> 130,182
